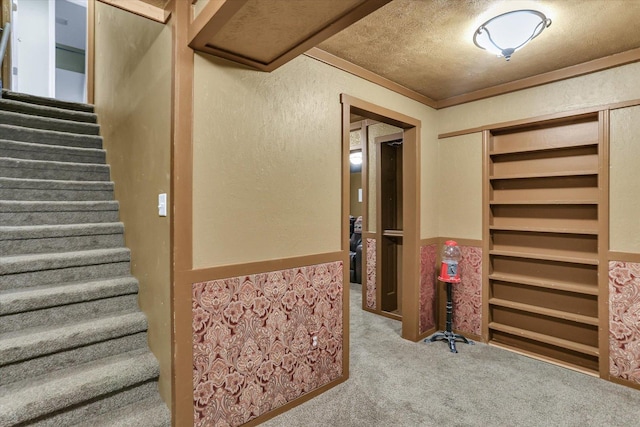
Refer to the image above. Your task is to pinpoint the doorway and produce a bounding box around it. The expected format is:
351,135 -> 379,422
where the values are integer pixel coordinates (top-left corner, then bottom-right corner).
10,0 -> 88,102
341,94 -> 422,341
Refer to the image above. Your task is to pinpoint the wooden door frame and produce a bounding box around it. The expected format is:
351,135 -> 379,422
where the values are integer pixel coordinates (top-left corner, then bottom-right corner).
341,94 -> 422,341
0,0 -> 95,102
375,131 -> 403,320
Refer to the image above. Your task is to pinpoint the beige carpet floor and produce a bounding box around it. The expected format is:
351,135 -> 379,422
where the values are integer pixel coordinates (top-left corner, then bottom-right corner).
262,283 -> 640,427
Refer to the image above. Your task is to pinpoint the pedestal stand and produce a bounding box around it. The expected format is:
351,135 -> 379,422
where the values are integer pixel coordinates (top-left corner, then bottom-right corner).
424,280 -> 473,353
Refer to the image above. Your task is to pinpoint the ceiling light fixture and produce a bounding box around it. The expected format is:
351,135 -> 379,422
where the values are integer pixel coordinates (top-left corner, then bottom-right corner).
349,151 -> 362,165
473,9 -> 552,61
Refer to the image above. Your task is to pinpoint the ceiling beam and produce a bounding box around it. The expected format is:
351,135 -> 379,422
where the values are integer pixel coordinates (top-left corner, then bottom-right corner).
97,0 -> 171,23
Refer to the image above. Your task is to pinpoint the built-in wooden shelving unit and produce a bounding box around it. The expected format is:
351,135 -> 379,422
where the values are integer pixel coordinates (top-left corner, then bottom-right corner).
485,114 -> 603,374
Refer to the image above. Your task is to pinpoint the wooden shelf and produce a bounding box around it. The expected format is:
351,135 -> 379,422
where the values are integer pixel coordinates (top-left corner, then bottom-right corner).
488,272 -> 598,296
489,249 -> 598,265
489,298 -> 599,326
382,229 -> 403,237
486,116 -> 602,371
489,140 -> 598,156
488,322 -> 599,357
489,169 -> 598,180
489,225 -> 598,235
488,341 -> 599,376
490,199 -> 598,205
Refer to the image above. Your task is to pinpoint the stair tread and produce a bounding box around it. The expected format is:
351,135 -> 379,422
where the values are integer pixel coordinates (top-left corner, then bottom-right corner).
0,349 -> 158,427
79,394 -> 170,427
2,90 -> 95,113
0,222 -> 124,240
0,247 -> 130,275
0,311 -> 147,365
0,156 -> 109,171
0,176 -> 113,190
0,124 -> 103,149
0,200 -> 119,211
0,110 -> 100,135
0,276 -> 138,315
0,99 -> 97,123
0,138 -> 105,155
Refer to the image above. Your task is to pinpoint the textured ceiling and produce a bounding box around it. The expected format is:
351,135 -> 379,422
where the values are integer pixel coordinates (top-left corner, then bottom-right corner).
318,0 -> 640,101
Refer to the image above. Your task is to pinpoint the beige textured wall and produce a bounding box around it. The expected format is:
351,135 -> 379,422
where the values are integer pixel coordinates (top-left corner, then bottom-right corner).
437,133 -> 482,240
94,3 -> 172,404
610,106 -> 640,253
192,54 -> 438,268
437,62 -> 640,246
438,62 -> 640,134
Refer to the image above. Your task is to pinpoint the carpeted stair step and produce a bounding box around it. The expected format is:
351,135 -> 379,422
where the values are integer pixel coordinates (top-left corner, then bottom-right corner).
1,292 -> 139,334
0,98 -> 97,123
78,394 -> 170,427
0,157 -> 111,181
0,310 -> 146,366
0,223 -> 125,256
0,276 -> 138,316
1,89 -> 95,113
0,110 -> 100,136
0,124 -> 103,149
0,177 -> 114,201
0,200 -> 119,226
0,348 -> 158,427
0,332 -> 148,387
0,139 -> 105,164
0,248 -> 130,290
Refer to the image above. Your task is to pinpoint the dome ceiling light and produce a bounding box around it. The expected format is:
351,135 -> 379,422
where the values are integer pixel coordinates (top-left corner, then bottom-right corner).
473,9 -> 552,61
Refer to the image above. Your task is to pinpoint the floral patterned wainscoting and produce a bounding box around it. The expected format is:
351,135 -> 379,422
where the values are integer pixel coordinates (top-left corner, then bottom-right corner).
453,246 -> 483,337
420,244 -> 483,337
609,261 -> 640,385
419,244 -> 437,334
192,261 -> 344,427
365,238 -> 376,310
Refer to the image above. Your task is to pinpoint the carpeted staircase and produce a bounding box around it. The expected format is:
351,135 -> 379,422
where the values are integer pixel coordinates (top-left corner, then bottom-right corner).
0,91 -> 170,426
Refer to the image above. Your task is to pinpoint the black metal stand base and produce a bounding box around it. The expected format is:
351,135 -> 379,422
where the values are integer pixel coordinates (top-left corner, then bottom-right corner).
424,280 -> 474,353
425,330 -> 473,353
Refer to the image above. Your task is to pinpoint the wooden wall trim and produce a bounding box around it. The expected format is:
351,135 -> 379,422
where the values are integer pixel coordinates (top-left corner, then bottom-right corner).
242,376 -> 348,427
86,0 -> 95,104
97,0 -> 171,23
308,48 -> 438,109
598,110 -> 611,378
437,47 -> 640,109
309,48 -> 640,111
178,252 -> 345,284
341,94 -> 421,128
438,237 -> 483,248
609,376 -> 640,392
170,0 -> 194,424
419,237 -> 439,246
438,107 -> 604,139
188,0 -> 248,50
608,251 -> 640,263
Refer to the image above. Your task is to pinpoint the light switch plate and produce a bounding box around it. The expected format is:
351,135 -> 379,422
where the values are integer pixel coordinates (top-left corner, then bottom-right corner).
158,193 -> 167,217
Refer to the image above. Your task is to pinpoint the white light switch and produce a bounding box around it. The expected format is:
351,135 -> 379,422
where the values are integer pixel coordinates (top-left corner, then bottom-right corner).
358,188 -> 363,203
158,193 -> 167,217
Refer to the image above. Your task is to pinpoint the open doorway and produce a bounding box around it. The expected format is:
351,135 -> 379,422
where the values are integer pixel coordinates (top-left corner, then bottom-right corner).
341,94 -> 422,341
10,0 -> 87,102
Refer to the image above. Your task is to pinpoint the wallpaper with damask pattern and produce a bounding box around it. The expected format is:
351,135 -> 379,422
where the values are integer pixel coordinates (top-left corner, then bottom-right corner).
192,262 -> 343,427
366,238 -> 377,309
419,244 -> 437,333
609,261 -> 640,384
452,246 -> 483,336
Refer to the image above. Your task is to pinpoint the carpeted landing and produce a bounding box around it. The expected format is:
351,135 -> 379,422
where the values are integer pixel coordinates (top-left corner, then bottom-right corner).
262,283 -> 640,427
0,91 -> 169,426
